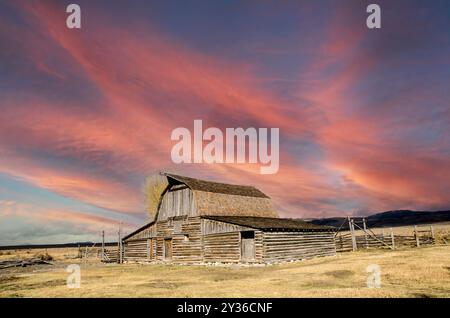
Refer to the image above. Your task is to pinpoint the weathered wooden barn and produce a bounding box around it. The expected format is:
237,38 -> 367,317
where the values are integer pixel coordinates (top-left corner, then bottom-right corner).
121,173 -> 336,264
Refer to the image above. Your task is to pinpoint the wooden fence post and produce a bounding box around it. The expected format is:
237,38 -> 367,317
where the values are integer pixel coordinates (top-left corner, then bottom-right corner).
348,216 -> 357,251
352,219 -> 394,250
101,230 -> 105,261
390,228 -> 395,250
430,226 -> 435,244
363,218 -> 369,249
118,223 -> 123,264
414,225 -> 420,247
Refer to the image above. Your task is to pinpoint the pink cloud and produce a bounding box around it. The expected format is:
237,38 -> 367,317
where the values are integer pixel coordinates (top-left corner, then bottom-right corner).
0,0 -> 448,226
0,200 -> 135,234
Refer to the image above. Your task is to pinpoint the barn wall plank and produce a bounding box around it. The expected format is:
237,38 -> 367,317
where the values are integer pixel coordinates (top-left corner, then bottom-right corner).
263,231 -> 336,263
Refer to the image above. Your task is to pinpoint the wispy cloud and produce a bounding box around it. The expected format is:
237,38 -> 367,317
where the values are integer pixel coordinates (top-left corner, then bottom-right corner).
0,0 -> 449,243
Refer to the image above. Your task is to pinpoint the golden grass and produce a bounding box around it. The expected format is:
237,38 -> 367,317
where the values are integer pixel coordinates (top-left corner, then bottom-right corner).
1,245 -> 449,298
0,247 -> 80,262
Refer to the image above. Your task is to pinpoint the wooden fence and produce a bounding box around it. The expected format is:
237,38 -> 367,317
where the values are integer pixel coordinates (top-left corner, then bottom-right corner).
335,222 -> 436,253
102,248 -> 119,263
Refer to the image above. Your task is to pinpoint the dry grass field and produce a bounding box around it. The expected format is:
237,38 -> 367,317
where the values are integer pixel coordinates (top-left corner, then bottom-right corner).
0,244 -> 449,298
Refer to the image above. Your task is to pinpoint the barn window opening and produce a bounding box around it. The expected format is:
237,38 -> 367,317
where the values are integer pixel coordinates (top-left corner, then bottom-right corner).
241,231 -> 255,239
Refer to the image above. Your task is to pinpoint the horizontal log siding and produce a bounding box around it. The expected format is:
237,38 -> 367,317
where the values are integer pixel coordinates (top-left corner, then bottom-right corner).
203,232 -> 241,263
172,218 -> 203,263
263,231 -> 336,263
123,239 -> 154,262
156,217 -> 203,264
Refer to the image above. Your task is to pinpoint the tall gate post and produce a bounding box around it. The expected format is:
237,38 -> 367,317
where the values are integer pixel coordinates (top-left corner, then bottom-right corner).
363,218 -> 369,249
348,216 -> 357,251
430,226 -> 435,244
390,228 -> 395,250
414,225 -> 420,247
101,230 -> 105,261
118,223 -> 123,264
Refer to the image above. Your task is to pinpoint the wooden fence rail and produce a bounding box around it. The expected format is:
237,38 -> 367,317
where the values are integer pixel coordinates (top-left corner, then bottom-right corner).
334,221 -> 437,253
102,248 -> 119,263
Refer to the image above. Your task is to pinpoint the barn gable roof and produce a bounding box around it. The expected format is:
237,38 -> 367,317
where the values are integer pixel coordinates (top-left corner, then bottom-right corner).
162,172 -> 278,218
123,220 -> 155,241
203,216 -> 335,232
163,173 -> 269,198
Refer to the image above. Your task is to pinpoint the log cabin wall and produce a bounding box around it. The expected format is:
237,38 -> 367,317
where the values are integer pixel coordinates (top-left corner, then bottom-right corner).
123,224 -> 157,262
262,231 -> 336,263
203,232 -> 240,263
201,218 -> 264,263
123,217 -> 203,264
123,238 -> 156,262
173,217 -> 203,263
123,218 -> 336,264
155,216 -> 203,264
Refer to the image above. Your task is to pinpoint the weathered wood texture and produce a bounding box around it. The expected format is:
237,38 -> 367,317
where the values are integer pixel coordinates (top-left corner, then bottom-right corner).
122,217 -> 203,264
122,223 -> 336,264
334,233 -> 435,252
263,232 -> 336,263
202,218 -> 253,235
155,217 -> 203,263
157,187 -> 196,221
123,239 -> 156,262
202,230 -> 264,263
125,224 -> 157,241
102,248 -> 119,263
203,232 -> 240,263
202,218 -> 333,263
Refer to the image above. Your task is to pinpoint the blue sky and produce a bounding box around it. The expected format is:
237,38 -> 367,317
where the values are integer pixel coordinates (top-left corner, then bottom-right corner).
0,0 -> 449,244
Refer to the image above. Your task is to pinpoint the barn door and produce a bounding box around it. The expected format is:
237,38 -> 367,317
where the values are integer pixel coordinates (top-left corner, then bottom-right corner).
164,238 -> 173,260
241,231 -> 255,262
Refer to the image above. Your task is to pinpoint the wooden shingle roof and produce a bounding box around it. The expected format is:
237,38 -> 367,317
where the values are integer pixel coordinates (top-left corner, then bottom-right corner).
164,173 -> 269,198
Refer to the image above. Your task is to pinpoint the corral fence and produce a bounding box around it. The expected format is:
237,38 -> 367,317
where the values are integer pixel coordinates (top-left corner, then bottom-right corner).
100,229 -> 122,264
77,243 -> 106,261
102,248 -> 119,263
334,217 -> 438,252
78,230 -> 121,263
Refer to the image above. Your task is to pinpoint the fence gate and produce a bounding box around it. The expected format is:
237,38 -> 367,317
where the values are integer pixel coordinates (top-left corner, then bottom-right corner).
334,217 -> 436,253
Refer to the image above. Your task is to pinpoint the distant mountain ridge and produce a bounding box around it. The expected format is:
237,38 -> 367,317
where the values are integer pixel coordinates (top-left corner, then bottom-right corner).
308,210 -> 450,230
